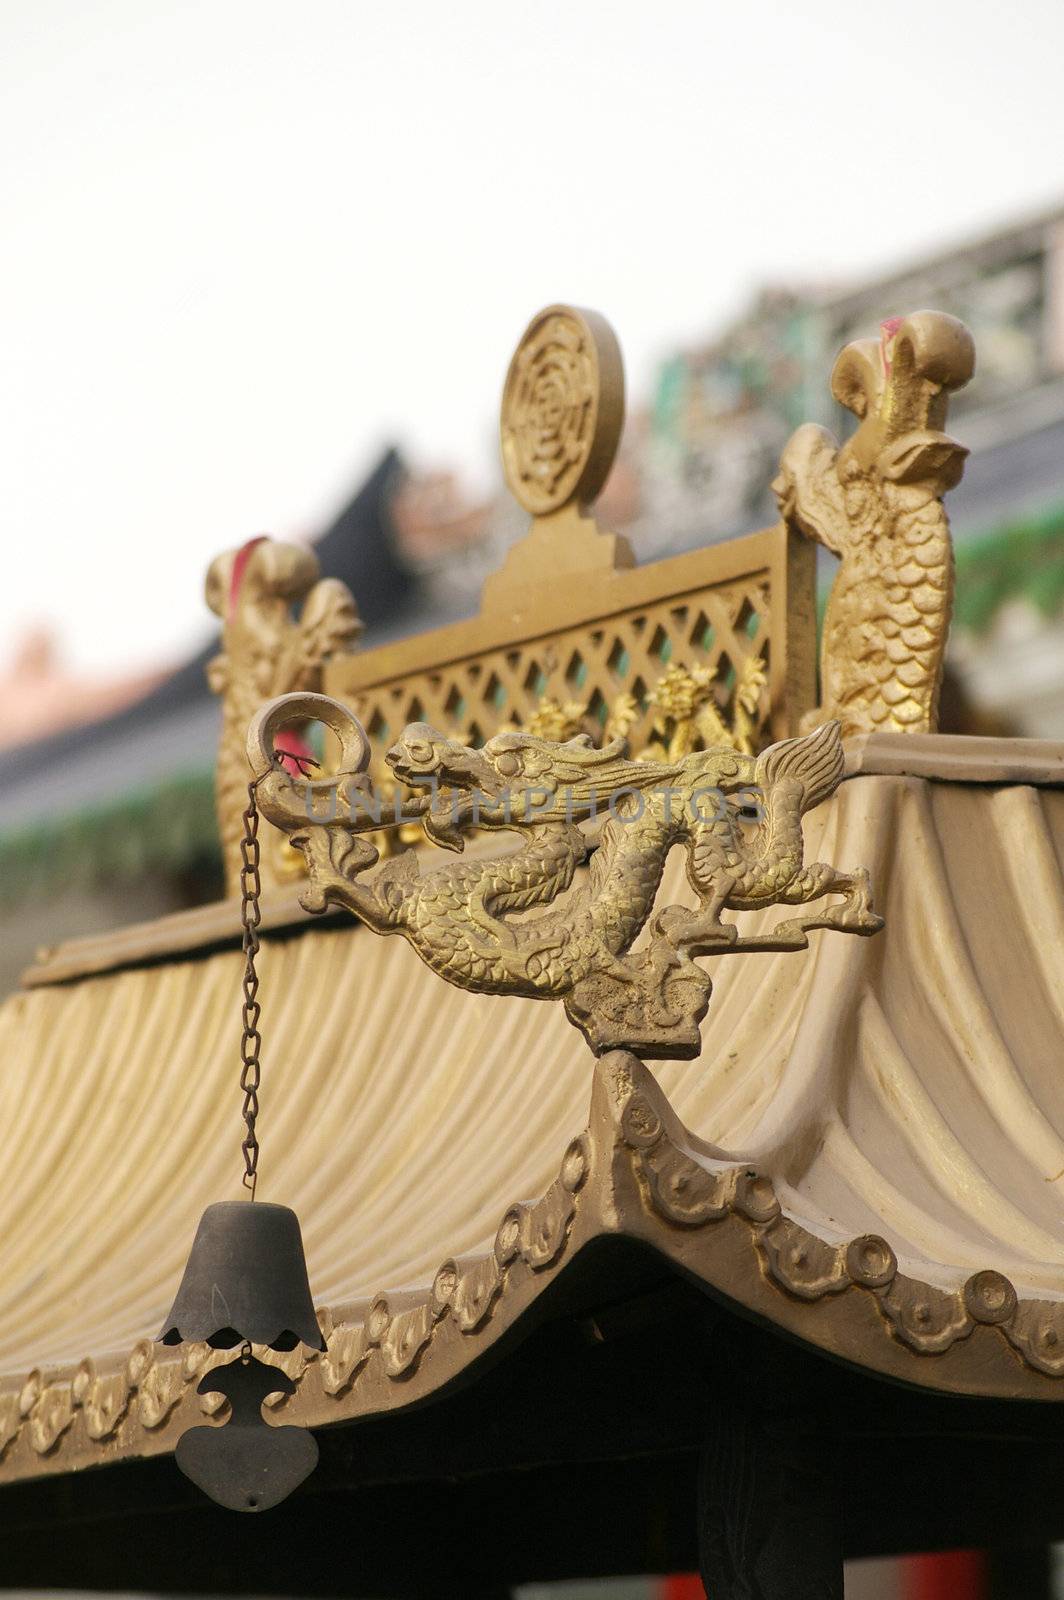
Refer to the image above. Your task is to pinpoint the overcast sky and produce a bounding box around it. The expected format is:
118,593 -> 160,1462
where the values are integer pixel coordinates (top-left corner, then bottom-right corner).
3,0 -> 1064,675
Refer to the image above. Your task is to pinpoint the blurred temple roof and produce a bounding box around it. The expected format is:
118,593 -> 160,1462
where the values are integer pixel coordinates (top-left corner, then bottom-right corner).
0,448 -> 430,903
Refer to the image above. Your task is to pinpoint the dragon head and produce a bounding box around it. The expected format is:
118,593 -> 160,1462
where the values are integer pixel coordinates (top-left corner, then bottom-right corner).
386,721 -> 690,845
386,724 -> 499,793
476,729 -> 670,825
385,724 -> 508,851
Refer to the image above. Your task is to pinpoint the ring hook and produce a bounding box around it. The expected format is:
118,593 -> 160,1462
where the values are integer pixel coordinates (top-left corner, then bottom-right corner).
245,692 -> 372,792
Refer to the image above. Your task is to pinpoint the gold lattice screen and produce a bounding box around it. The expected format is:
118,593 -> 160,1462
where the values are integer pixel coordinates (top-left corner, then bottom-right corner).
327,305 -> 816,756
327,526 -> 814,754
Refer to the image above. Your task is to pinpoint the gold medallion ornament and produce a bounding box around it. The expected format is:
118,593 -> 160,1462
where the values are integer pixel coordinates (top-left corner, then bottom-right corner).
482,303 -> 633,608
500,305 -> 624,517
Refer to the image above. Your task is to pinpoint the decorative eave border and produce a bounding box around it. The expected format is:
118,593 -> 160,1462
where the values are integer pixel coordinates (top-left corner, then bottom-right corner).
1,1052 -> 1062,1485
610,1059 -> 1064,1381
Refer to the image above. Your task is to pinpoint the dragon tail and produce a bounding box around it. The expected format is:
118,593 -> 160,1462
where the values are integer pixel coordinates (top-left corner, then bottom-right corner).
754,720 -> 843,809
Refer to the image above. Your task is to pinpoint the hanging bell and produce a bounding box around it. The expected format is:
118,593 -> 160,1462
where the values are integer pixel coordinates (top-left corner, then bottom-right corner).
158,735 -> 328,1511
159,1201 -> 325,1352
159,1202 -> 325,1512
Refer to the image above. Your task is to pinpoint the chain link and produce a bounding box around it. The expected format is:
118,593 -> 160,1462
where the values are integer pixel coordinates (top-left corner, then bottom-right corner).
239,779 -> 264,1199
238,748 -> 319,1200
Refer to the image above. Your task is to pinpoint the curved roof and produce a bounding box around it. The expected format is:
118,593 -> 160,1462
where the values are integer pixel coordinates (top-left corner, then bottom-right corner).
0,737 -> 1063,1483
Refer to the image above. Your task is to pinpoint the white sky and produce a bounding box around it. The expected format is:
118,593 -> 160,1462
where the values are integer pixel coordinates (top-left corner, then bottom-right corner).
3,0 -> 1064,675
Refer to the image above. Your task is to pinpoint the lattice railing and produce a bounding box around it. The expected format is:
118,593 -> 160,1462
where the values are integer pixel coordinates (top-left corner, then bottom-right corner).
326,522 -> 814,760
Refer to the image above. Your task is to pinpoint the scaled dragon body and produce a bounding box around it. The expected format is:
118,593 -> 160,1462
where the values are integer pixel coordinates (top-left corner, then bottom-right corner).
253,696 -> 882,1058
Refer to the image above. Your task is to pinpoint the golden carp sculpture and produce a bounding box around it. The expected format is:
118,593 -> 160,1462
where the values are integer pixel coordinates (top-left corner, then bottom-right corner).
205,538 -> 362,894
773,311 -> 975,735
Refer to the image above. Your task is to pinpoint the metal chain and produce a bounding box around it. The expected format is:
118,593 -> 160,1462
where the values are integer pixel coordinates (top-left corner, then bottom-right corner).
239,778 -> 265,1200
238,748 -> 319,1201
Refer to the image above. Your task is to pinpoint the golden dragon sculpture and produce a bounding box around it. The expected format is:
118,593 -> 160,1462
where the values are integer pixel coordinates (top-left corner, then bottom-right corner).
773,310 -> 975,735
249,692 -> 882,1059
206,538 -> 362,894
363,654 -> 768,862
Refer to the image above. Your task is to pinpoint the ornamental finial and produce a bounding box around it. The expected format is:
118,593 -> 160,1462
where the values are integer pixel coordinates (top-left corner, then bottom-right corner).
773,310 -> 974,736
483,304 -> 633,608
499,304 -> 624,516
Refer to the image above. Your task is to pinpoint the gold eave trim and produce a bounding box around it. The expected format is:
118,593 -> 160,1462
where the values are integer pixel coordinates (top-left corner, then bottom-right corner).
1,1053 -> 1060,1488
842,732 -> 1064,786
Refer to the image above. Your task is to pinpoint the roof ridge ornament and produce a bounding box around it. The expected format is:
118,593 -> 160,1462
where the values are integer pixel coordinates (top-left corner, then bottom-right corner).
205,537 -> 363,897
773,310 -> 975,736
481,304 -> 634,611
249,691 -> 883,1060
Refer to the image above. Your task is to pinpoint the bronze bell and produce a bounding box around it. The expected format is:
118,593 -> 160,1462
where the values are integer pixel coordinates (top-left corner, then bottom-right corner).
160,1200 -> 325,1352
157,737 -> 328,1509
159,1201 -> 324,1512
